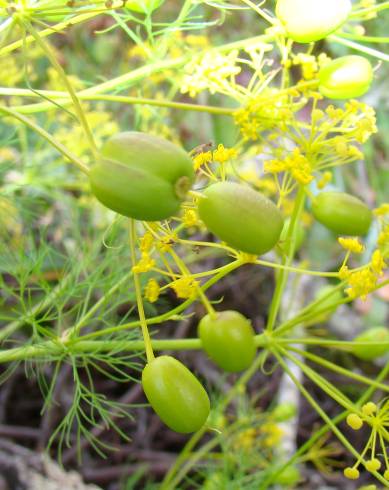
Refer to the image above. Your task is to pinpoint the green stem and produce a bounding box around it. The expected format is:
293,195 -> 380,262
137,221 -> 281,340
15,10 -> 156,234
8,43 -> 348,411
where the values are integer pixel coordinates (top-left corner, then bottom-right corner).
266,187 -> 306,331
272,347 -> 389,487
285,344 -> 389,393
23,19 -> 98,156
0,105 -> 89,174
7,90 -> 236,116
259,360 -> 389,489
329,34 -> 389,62
129,220 -> 154,363
78,259 -> 243,341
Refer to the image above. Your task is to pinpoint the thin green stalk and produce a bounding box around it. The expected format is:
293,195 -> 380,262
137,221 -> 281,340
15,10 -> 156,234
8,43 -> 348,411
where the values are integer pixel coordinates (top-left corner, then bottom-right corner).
285,344 -> 389,393
8,91 -> 235,116
0,105 -> 89,174
78,259 -> 243,341
266,187 -> 306,331
259,361 -> 389,489
272,348 -> 389,487
0,271 -> 75,343
129,220 -> 154,363
329,34 -> 389,62
23,20 -> 98,156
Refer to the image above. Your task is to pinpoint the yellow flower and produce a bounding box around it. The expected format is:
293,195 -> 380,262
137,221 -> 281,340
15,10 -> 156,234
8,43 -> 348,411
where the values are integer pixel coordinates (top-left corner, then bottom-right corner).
344,467 -> 360,480
144,279 -> 160,303
132,252 -> 155,274
157,234 -> 176,252
170,276 -> 198,299
373,203 -> 389,216
316,171 -> 332,189
212,144 -> 237,164
140,231 -> 154,252
370,249 -> 386,275
264,148 -> 313,185
182,209 -> 199,228
345,268 -> 377,300
193,151 -> 212,170
338,237 -> 365,254
345,400 -> 389,480
347,413 -> 363,430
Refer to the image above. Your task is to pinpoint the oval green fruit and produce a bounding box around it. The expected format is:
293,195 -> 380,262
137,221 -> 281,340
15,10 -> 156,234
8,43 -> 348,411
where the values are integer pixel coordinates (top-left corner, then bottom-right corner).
90,132 -> 194,221
276,0 -> 351,43
198,182 -> 284,255
198,311 -> 256,372
352,327 -> 389,361
319,56 -> 373,99
142,355 -> 210,433
312,192 -> 372,236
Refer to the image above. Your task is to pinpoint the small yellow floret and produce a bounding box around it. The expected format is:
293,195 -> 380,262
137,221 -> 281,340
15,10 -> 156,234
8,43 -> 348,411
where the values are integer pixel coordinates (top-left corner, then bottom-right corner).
338,237 -> 365,254
347,413 -> 363,430
362,402 -> 377,416
344,467 -> 360,480
366,458 -> 381,472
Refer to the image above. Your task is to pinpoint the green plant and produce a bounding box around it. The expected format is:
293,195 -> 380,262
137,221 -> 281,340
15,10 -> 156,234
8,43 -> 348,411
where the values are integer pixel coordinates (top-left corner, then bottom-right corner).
0,0 -> 389,487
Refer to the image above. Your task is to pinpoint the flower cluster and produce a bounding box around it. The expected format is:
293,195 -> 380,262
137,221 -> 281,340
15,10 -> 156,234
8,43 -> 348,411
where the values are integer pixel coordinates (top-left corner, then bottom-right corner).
338,237 -> 365,254
181,50 -> 241,98
234,91 -> 297,141
339,250 -> 387,300
264,148 -> 313,185
344,401 -> 389,481
170,276 -> 199,299
193,144 -> 237,170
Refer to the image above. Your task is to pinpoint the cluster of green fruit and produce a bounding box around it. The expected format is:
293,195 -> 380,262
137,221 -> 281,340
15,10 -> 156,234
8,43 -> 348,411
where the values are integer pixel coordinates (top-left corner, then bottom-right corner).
86,0 -> 382,435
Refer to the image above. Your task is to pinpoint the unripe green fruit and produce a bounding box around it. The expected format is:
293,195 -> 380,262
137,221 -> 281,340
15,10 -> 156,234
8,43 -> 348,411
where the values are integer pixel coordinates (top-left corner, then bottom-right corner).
126,0 -> 163,13
90,132 -> 194,221
198,311 -> 257,372
319,56 -> 373,99
142,355 -> 210,433
352,327 -> 389,361
272,402 -> 297,422
312,192 -> 372,236
276,0 -> 351,43
198,182 -> 284,255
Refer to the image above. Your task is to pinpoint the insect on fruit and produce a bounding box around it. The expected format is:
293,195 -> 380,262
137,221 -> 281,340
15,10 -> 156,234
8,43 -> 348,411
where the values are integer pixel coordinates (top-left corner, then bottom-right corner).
198,310 -> 256,372
312,191 -> 372,236
198,181 -> 284,255
276,0 -> 351,43
142,355 -> 210,433
319,55 -> 373,99
89,132 -> 194,221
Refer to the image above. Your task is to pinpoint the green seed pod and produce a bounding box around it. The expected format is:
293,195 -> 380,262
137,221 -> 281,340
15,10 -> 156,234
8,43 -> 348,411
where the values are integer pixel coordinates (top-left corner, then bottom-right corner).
276,0 -> 351,43
312,192 -> 372,236
272,403 -> 297,422
352,327 -> 389,361
90,132 -> 194,221
142,355 -> 210,433
319,56 -> 373,99
198,182 -> 284,255
198,311 -> 257,372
